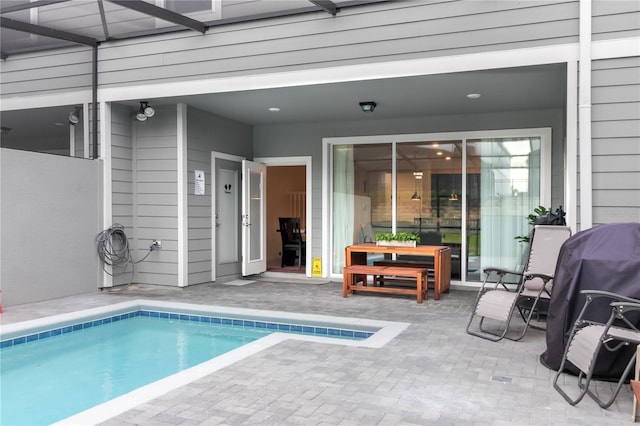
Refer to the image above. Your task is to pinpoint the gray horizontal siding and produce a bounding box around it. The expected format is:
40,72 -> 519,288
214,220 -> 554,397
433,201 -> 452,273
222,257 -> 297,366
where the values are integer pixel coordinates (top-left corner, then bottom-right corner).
133,105 -> 179,285
4,1 -> 638,100
592,137 -> 640,156
2,1 -> 583,98
186,108 -> 216,286
593,0 -> 640,41
591,56 -> 640,224
185,106 -> 252,285
110,104 -> 134,286
97,1 -> 579,87
0,48 -> 93,97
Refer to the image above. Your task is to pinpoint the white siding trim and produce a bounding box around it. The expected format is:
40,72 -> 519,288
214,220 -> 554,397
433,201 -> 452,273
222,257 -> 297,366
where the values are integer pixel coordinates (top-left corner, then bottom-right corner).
321,141 -> 331,279
69,123 -> 75,157
579,0 -> 593,229
592,37 -> 640,60
177,103 -> 188,287
83,102 -> 90,159
0,90 -> 91,111
100,101 -> 113,287
565,61 -> 579,233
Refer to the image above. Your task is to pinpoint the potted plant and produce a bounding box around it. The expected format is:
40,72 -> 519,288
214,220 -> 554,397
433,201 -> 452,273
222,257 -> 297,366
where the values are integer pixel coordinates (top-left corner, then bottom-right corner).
375,232 -> 421,247
514,205 -> 566,243
515,206 -> 548,243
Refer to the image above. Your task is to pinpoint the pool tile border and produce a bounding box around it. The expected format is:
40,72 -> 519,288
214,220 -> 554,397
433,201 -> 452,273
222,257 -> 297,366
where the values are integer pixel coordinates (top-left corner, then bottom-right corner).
0,309 -> 373,349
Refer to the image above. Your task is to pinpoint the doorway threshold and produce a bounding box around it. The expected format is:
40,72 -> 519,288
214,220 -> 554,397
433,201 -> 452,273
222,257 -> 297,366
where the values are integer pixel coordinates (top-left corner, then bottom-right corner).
266,267 -> 306,274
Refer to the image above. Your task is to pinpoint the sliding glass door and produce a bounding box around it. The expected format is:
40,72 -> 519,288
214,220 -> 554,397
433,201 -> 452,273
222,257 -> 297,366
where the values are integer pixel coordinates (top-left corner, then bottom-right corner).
329,129 -> 550,283
467,136 -> 542,281
332,143 -> 392,274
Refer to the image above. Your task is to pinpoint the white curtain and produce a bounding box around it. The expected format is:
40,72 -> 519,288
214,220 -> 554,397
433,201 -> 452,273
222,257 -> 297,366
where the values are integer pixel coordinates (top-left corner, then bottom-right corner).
479,138 -> 540,273
332,146 -> 355,274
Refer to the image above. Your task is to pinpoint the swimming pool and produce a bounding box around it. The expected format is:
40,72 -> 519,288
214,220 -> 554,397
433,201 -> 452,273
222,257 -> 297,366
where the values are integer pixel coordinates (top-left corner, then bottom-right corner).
0,300 -> 409,425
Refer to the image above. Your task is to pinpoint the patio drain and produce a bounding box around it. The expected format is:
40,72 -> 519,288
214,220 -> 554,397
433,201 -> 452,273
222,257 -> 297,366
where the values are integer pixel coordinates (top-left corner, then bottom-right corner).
490,375 -> 513,383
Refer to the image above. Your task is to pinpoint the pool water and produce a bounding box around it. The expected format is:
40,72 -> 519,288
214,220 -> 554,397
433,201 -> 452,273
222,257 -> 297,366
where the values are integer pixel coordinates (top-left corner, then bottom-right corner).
1,315 -> 273,426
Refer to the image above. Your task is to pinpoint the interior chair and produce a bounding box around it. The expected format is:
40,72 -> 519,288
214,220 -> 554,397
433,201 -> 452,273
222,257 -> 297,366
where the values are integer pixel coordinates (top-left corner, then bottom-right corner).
278,217 -> 306,268
466,225 -> 571,341
359,223 -> 375,243
553,290 -> 640,409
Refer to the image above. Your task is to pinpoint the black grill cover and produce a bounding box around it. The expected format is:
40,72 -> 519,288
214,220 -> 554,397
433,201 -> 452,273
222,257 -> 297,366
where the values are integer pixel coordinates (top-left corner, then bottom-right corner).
540,223 -> 640,377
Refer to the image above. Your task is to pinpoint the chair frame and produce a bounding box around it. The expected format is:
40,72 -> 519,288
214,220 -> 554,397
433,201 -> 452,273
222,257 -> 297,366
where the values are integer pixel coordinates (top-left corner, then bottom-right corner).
553,290 -> 640,409
466,225 -> 571,342
278,217 -> 305,268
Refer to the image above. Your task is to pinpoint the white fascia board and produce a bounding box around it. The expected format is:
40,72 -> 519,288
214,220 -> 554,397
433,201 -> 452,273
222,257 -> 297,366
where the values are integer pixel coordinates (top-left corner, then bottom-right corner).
0,90 -> 91,111
592,36 -> 640,60
98,43 -> 581,102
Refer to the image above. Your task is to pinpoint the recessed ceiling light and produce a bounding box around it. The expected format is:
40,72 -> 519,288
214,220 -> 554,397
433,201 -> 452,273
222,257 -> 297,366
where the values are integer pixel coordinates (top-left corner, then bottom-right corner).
437,151 -> 443,156
445,156 -> 451,160
268,107 -> 280,112
467,93 -> 481,99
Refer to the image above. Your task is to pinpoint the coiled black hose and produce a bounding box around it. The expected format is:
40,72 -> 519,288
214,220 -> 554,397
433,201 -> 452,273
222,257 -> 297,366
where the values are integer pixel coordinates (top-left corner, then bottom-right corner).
96,224 -> 153,280
96,224 -> 131,274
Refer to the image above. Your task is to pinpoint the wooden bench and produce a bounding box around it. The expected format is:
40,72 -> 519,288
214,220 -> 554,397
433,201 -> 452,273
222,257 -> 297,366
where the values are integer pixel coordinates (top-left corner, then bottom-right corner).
342,265 -> 429,303
373,259 -> 450,300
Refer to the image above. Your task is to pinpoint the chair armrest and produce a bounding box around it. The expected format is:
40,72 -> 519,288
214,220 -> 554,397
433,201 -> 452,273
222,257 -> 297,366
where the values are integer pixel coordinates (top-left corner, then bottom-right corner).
570,291 -> 640,329
479,267 -> 521,292
482,267 -> 522,277
524,272 -> 554,281
610,301 -> 640,312
580,290 -> 640,304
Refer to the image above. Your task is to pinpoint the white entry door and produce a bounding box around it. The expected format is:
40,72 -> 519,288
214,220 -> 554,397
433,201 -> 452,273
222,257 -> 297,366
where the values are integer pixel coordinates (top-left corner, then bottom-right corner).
242,160 -> 267,276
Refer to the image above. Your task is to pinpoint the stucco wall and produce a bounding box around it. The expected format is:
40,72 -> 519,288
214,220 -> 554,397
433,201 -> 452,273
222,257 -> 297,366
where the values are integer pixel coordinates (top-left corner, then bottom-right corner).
0,149 -> 101,307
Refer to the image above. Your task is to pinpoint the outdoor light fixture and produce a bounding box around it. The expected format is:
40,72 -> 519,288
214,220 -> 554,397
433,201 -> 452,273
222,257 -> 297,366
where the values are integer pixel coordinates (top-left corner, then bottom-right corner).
68,107 -> 81,125
359,101 -> 376,112
136,101 -> 155,121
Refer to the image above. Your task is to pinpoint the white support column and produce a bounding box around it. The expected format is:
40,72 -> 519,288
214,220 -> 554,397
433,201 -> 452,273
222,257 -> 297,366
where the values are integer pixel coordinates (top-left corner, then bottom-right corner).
565,61 -> 579,232
177,103 -> 189,287
578,0 -> 593,229
69,123 -> 76,157
83,102 -> 90,159
100,101 -> 113,287
391,142 -> 397,234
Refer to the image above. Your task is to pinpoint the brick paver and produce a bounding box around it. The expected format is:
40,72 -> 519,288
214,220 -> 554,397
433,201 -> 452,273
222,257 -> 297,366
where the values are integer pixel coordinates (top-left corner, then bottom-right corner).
1,277 -> 635,425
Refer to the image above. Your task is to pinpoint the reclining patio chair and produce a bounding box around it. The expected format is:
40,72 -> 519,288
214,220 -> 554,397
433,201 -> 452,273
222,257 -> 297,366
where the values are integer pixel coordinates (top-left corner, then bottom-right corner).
466,225 -> 571,341
553,290 -> 640,409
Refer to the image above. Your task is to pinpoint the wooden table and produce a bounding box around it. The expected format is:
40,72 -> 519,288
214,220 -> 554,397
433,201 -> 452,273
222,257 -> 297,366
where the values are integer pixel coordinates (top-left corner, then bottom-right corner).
345,243 -> 452,300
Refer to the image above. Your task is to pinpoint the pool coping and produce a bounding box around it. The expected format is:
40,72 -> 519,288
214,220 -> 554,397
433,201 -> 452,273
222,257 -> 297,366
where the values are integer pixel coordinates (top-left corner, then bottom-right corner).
0,299 -> 410,426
